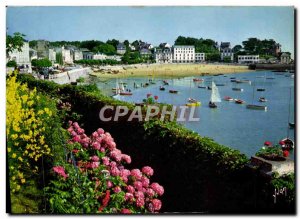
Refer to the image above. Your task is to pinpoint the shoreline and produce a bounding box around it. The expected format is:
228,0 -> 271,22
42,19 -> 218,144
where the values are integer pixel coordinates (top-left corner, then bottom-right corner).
89,63 -> 253,78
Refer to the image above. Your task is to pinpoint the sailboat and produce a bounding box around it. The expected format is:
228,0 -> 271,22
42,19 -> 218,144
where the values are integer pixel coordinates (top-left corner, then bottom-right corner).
246,78 -> 267,111
280,87 -> 294,150
119,82 -> 132,96
112,79 -> 121,99
209,81 -> 221,108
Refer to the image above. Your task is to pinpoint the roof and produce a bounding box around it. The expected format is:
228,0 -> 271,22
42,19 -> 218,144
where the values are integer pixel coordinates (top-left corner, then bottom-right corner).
281,53 -> 290,57
173,45 -> 195,48
140,48 -> 151,53
117,43 -> 126,49
220,42 -> 231,49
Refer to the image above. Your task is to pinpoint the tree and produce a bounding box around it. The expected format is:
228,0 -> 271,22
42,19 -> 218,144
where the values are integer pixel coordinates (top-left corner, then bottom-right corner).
174,36 -> 219,53
233,45 -> 242,53
56,53 -> 63,65
93,44 -> 116,55
31,58 -> 52,68
6,32 -> 26,55
223,56 -> 232,63
80,40 -> 103,51
106,39 -> 119,49
6,60 -> 17,68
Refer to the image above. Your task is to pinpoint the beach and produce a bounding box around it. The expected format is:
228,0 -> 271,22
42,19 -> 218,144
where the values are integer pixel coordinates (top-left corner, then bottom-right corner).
89,63 -> 253,78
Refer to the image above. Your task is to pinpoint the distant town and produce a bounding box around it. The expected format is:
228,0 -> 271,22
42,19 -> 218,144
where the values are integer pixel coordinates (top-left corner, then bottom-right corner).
6,34 -> 293,75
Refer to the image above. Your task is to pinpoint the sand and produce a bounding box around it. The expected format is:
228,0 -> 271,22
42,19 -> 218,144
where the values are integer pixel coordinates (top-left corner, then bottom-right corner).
89,63 -> 253,78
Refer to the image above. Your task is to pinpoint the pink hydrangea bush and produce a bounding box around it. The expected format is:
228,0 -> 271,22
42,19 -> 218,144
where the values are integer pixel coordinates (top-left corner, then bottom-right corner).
51,121 -> 164,213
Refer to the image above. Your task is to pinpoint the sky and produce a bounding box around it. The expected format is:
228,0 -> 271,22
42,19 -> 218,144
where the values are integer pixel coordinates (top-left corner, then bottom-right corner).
6,6 -> 295,56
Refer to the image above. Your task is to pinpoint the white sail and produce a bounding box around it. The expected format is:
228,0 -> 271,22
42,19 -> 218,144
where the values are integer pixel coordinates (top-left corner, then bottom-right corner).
120,81 -> 125,91
210,81 -> 221,102
115,79 -> 120,94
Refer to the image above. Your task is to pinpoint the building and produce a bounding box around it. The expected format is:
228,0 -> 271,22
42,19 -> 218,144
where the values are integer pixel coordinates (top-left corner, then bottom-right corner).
154,47 -> 172,63
54,46 -> 74,64
195,53 -> 205,63
129,44 -> 136,51
74,50 -> 83,61
159,43 -> 171,48
106,55 -> 122,62
48,48 -> 56,64
140,48 -> 152,58
29,48 -> 38,61
117,43 -> 126,55
81,48 -> 94,60
273,43 -> 282,56
280,53 -> 291,64
237,55 -> 259,64
220,42 -> 233,62
8,41 -> 31,68
93,53 -> 107,60
36,40 -> 50,58
172,45 -> 195,63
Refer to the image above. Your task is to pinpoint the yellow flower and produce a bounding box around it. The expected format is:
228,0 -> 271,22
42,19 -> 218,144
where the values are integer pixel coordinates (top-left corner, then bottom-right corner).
16,185 -> 21,190
18,157 -> 23,162
7,148 -> 11,153
12,153 -> 17,158
12,176 -> 16,181
21,179 -> 26,184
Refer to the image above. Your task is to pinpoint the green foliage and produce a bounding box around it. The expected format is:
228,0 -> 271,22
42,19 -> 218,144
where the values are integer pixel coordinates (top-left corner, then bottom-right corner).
6,32 -> 26,54
31,58 -> 52,68
106,39 -> 120,49
75,59 -> 121,66
242,38 -> 279,56
223,56 -> 232,63
255,145 -> 282,157
206,52 -> 221,62
76,77 -> 85,83
93,44 -> 116,55
174,36 -> 219,53
7,60 -> 17,68
56,53 -> 63,65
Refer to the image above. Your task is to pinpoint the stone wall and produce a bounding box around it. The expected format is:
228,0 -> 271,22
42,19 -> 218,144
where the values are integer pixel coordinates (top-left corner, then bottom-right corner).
49,67 -> 91,84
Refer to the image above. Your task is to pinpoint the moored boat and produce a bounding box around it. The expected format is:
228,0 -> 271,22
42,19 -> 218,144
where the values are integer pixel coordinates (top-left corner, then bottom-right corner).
120,92 -> 133,96
224,96 -> 234,101
235,79 -> 251,84
257,88 -> 266,92
169,90 -> 178,94
235,99 -> 245,104
216,83 -> 225,86
259,97 -> 267,102
186,101 -> 201,107
198,86 -> 207,89
246,104 -> 267,110
159,86 -> 165,91
193,78 -> 204,82
230,79 -> 237,82
163,80 -> 169,85
232,88 -> 243,91
208,81 -> 221,108
289,122 -> 295,128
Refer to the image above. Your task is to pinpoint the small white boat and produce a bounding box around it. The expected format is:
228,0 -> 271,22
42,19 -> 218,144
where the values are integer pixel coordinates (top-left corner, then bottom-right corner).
279,138 -> 294,150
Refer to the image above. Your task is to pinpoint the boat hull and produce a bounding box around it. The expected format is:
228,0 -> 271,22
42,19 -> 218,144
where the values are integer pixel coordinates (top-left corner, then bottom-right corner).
120,93 -> 133,96
186,102 -> 201,107
246,104 -> 267,110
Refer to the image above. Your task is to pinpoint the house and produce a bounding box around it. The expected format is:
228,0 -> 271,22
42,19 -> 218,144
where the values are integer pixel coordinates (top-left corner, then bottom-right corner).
81,48 -> 94,60
195,53 -> 205,63
74,50 -> 83,61
54,46 -> 74,64
154,47 -> 172,63
106,55 -> 122,62
280,53 -> 291,64
93,53 -> 107,60
140,48 -> 152,58
159,43 -> 171,49
237,55 -> 259,64
48,48 -> 56,64
117,43 -> 126,55
273,43 -> 281,56
8,41 -> 31,70
129,44 -> 136,51
220,42 -> 233,62
29,48 -> 38,61
172,45 -> 195,63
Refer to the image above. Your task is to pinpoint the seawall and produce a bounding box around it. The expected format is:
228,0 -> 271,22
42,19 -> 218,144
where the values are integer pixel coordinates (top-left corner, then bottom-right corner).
49,67 -> 91,84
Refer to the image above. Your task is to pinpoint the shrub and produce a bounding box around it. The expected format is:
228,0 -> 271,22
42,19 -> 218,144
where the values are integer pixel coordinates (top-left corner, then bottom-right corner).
46,122 -> 164,213
7,60 -> 17,68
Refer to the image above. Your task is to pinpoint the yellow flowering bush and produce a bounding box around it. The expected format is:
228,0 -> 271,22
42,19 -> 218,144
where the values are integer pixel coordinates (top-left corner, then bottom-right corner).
7,71 -> 62,192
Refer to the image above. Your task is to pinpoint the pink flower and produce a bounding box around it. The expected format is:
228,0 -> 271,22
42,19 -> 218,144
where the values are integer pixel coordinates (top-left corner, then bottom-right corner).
73,122 -> 80,129
90,155 -> 99,162
53,166 -> 68,179
131,169 -> 142,180
141,176 -> 150,188
124,193 -> 134,202
67,127 -> 73,133
142,166 -> 154,176
77,127 -> 85,134
150,183 -> 164,196
87,161 -> 99,169
71,131 -> 77,137
134,191 -> 145,199
92,142 -> 101,150
110,166 -> 120,176
122,155 -> 131,164
134,181 -> 143,191
72,135 -> 81,142
92,131 -> 98,138
126,185 -> 135,194
110,161 -> 117,167
97,128 -> 105,135
102,157 -> 110,166
151,199 -> 162,211
145,188 -> 155,198
107,180 -> 113,188
113,186 -> 122,193
120,208 -> 131,214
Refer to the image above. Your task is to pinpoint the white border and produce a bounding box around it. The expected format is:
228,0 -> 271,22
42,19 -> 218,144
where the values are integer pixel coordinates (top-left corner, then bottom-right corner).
1,1 -> 298,218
